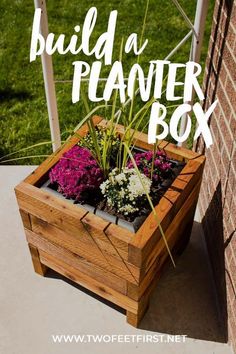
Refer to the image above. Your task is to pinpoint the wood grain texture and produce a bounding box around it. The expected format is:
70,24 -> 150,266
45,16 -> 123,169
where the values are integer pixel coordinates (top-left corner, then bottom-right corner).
144,179 -> 201,274
128,159 -> 204,267
16,184 -> 132,262
26,229 -> 127,294
39,250 -> 138,313
15,182 -> 87,233
81,213 -> 130,261
19,209 -> 31,230
127,177 -> 200,300
27,218 -> 140,284
28,243 -> 47,276
126,286 -> 150,327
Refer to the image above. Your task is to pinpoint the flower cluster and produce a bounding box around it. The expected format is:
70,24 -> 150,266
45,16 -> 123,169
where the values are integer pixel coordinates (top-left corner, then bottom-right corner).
127,150 -> 171,182
49,146 -> 104,201
100,168 -> 151,215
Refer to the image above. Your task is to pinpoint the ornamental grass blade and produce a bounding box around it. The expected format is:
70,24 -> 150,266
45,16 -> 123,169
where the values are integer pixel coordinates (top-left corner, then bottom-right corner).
0,155 -> 50,164
123,142 -> 176,267
0,141 -> 54,162
73,104 -> 109,133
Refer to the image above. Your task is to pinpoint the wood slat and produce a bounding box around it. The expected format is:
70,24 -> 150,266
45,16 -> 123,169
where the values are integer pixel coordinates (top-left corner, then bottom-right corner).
19,209 -> 31,230
104,223 -> 133,251
38,249 -> 138,313
15,182 -> 88,235
30,237 -> 127,294
28,243 -> 47,276
144,179 -> 201,275
16,184 -> 131,262
27,219 -> 140,284
128,159 -> 204,267
126,182 -> 198,300
127,261 -> 163,301
81,213 -> 130,261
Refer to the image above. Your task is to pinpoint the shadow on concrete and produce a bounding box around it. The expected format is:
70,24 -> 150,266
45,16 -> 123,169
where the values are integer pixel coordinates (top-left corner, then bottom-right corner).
46,221 -> 225,343
140,221 -> 226,343
201,183 -> 228,343
46,270 -> 126,315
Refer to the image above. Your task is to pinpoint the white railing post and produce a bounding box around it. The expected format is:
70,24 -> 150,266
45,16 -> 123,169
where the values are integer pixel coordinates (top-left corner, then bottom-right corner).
178,0 -> 209,147
34,0 -> 61,151
190,0 -> 210,64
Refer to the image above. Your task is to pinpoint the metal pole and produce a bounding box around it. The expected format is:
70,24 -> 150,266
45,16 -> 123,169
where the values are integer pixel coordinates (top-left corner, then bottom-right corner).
34,0 -> 61,151
178,0 -> 209,147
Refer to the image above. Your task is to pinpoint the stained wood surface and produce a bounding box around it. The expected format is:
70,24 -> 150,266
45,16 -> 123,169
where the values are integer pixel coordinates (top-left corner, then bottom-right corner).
27,218 -> 140,284
39,250 -> 138,313
19,209 -> 31,230
26,229 -> 127,294
15,182 -> 87,226
15,116 -> 206,327
28,243 -> 47,276
128,159 -> 204,267
15,182 -> 132,256
81,213 -> 132,261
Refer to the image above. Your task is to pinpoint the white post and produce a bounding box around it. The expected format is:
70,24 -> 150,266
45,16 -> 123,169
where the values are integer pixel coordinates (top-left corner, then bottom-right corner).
178,0 -> 209,147
34,0 -> 61,151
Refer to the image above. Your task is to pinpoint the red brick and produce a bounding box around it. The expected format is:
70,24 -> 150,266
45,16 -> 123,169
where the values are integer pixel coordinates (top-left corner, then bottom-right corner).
229,257 -> 236,293
231,2 -> 236,27
225,244 -> 233,265
199,1 -> 236,344
226,24 -> 236,51
231,231 -> 236,255
226,76 -> 236,108
228,165 -> 236,193
222,45 -> 236,83
223,202 -> 230,223
231,145 -> 236,171
224,214 -> 235,238
220,117 -> 234,153
230,198 -> 236,223
229,115 -> 236,141
217,84 -> 232,119
229,316 -> 236,351
219,63 -> 228,86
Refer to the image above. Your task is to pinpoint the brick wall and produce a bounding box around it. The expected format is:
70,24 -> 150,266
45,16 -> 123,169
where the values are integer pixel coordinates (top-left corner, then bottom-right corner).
196,0 -> 236,351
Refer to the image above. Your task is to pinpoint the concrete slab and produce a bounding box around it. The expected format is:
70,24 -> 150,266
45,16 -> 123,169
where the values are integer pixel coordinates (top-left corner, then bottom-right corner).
0,166 -> 234,354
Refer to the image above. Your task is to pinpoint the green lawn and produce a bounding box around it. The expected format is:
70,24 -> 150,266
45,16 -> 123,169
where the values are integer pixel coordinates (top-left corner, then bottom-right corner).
0,0 -> 214,164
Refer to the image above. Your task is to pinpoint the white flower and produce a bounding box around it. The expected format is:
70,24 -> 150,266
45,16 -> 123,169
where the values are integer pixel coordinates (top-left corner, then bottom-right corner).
119,203 -> 138,214
127,172 -> 151,197
119,188 -> 125,198
99,167 -> 152,215
115,173 -> 125,184
100,180 -> 109,195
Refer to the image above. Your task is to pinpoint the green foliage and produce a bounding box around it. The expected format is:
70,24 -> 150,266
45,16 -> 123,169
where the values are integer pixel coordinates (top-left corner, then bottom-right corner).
0,0 -> 214,164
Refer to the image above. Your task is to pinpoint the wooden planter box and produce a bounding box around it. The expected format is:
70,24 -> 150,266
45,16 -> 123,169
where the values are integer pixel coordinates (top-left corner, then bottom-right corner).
15,116 -> 205,327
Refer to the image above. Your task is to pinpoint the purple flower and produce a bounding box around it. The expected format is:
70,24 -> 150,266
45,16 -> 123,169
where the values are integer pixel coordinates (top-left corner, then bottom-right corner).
49,146 -> 104,201
127,150 -> 171,182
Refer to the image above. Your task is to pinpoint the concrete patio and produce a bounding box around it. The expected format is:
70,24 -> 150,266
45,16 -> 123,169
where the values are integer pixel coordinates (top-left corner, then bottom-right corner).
0,166 -> 234,354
